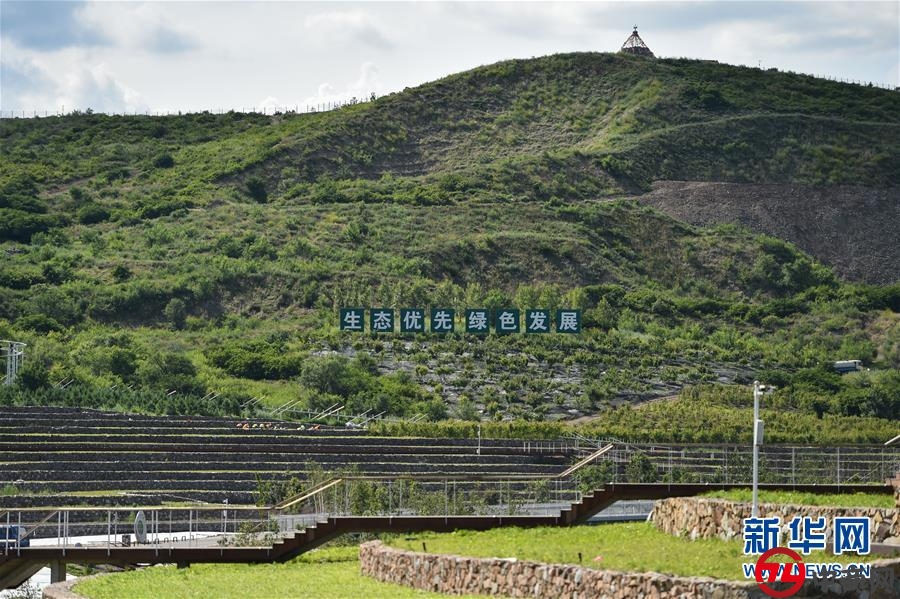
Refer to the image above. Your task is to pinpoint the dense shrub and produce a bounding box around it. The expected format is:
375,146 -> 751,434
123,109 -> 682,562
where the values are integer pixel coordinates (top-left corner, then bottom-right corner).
77,203 -> 110,224
206,340 -> 303,380
245,176 -> 268,203
0,209 -> 66,242
153,153 -> 175,168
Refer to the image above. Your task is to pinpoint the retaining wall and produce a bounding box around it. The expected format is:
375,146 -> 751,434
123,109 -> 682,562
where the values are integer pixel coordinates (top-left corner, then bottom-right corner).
652,497 -> 900,543
359,540 -> 900,598
359,540 -> 774,598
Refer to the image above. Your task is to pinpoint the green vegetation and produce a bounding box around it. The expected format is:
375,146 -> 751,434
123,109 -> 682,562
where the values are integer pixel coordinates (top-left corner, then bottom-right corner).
700,489 -> 896,509
372,382 -> 900,444
74,520 -> 895,597
387,523 -> 883,581
74,546 -> 493,599
1,52 -> 898,439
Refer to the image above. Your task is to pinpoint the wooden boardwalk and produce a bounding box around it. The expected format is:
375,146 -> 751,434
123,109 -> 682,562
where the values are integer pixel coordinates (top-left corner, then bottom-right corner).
1,482 -> 890,589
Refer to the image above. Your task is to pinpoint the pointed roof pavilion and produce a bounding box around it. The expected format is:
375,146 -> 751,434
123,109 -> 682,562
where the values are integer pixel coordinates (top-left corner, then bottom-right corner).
620,26 -> 655,58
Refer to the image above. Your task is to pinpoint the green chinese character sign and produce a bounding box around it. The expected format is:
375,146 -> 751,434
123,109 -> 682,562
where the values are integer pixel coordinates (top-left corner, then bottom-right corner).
400,308 -> 425,333
495,309 -> 520,334
525,309 -> 550,333
370,308 -> 394,332
340,308 -> 365,331
465,309 -> 490,334
556,309 -> 581,333
431,308 -> 455,333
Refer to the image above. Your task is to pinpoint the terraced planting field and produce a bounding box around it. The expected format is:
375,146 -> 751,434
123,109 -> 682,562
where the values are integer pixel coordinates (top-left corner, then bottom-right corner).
0,406 -> 577,509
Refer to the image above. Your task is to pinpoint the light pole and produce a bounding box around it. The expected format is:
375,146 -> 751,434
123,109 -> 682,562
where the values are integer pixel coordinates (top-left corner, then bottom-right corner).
751,381 -> 765,517
477,423 -> 482,456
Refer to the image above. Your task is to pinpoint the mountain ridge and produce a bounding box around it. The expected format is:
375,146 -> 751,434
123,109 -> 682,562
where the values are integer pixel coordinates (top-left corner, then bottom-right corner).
1,51 -> 898,431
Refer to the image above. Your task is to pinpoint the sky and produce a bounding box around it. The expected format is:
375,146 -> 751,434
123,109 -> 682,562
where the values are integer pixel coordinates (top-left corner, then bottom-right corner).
1,1 -> 898,115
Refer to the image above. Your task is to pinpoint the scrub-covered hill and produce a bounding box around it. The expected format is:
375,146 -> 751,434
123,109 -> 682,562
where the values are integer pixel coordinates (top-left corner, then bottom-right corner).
1,52 -> 898,442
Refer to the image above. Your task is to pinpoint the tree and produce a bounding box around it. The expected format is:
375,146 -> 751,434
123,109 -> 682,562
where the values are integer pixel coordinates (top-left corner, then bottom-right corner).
245,176 -> 268,203
153,153 -> 175,168
625,453 -> 658,483
163,298 -> 187,330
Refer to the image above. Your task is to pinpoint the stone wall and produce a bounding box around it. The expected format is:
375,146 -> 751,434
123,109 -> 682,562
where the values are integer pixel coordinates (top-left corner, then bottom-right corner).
43,577 -> 93,599
359,540 -> 773,598
360,541 -> 900,599
652,497 -> 900,544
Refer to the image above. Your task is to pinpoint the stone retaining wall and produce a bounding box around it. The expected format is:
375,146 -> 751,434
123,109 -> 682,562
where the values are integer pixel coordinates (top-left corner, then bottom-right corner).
43,577 -> 92,599
360,541 -> 900,598
652,497 -> 900,543
359,540 -> 773,598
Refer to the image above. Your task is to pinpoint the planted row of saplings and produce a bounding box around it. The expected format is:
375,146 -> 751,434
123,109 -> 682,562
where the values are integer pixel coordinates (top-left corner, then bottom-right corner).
0,428 -> 558,450
0,405 -> 248,423
12,479 -> 264,494
0,444 -> 570,468
0,425 -> 326,436
1,447 -> 566,464
621,443 -> 899,459
0,489 -> 255,510
0,431 -> 574,455
3,461 -> 561,480
0,421 -> 354,436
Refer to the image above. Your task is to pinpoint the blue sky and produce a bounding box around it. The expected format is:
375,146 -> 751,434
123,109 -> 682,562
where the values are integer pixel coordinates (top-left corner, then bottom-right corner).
1,1 -> 898,114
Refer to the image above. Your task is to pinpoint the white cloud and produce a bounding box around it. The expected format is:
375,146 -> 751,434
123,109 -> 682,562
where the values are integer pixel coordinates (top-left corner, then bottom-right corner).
78,1 -> 197,54
0,38 -> 146,113
2,1 -> 897,113
302,62 -> 382,108
58,62 -> 148,114
303,10 -> 392,50
257,96 -> 281,112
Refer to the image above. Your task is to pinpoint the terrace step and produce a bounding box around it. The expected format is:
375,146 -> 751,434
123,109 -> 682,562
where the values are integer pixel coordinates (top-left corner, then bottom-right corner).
0,407 -> 582,508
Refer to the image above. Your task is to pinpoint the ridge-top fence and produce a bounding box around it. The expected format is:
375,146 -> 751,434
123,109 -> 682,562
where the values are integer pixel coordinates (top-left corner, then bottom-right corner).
0,93 -> 378,120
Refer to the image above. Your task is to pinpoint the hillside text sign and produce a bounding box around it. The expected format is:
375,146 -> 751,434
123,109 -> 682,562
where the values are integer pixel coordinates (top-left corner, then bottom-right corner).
340,308 -> 581,334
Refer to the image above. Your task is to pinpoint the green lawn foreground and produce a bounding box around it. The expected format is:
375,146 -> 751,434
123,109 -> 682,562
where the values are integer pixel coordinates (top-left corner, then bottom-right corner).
699,489 -> 896,509
73,521 -> 891,597
74,546 -> 497,599
388,522 -> 885,581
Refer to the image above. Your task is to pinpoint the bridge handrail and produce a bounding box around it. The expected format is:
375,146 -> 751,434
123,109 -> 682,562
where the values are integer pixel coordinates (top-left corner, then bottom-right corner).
273,478 -> 343,511
271,443 -> 618,513
559,444 -> 614,478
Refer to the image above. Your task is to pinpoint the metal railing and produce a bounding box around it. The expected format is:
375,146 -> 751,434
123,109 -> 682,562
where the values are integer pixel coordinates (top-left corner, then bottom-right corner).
1,506 -> 276,555
1,340 -> 26,386
597,443 -> 900,485
275,475 -> 582,521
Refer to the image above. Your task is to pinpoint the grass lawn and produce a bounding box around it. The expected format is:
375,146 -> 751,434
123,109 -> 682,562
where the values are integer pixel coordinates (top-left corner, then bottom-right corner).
699,489 -> 896,509
74,546 -> 497,599
387,523 -> 885,581
71,522 -> 895,597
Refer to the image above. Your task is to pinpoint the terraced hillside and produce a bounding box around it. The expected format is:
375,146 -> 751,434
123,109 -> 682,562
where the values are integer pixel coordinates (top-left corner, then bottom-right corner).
1,51 -> 899,429
0,406 -> 576,508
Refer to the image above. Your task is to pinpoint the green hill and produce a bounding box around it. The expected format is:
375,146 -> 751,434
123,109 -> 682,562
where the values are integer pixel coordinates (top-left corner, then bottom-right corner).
1,52 -> 898,442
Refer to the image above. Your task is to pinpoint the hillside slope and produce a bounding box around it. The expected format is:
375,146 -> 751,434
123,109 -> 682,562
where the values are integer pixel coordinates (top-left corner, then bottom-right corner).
639,182 -> 900,284
1,52 -> 898,434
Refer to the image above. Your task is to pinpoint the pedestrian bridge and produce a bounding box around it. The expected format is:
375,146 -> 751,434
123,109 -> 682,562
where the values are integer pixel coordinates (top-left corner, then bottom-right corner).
2,481 -> 890,590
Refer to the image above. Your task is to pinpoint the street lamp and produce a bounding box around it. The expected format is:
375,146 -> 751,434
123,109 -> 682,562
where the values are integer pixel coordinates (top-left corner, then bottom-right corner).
751,381 -> 767,518
477,423 -> 482,456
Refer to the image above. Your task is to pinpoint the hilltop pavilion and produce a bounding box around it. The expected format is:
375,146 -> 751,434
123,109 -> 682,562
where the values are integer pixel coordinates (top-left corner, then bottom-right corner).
620,26 -> 655,58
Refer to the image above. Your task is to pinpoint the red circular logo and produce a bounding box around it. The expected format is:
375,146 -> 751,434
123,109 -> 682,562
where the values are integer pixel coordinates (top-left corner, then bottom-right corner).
754,547 -> 806,598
